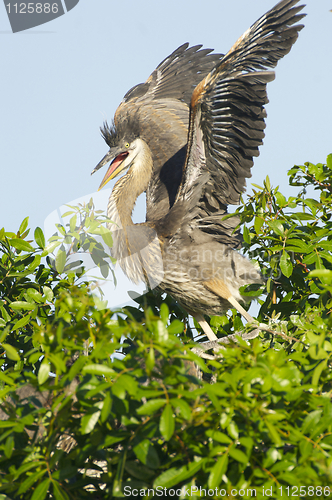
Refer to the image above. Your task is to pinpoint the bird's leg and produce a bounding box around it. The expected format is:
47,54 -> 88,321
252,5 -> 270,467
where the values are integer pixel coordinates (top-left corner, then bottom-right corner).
224,295 -> 276,334
226,294 -> 257,324
204,278 -> 272,334
193,313 -> 219,341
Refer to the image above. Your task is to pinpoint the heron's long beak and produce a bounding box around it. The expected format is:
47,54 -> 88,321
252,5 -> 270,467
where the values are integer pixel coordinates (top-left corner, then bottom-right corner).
91,150 -> 129,191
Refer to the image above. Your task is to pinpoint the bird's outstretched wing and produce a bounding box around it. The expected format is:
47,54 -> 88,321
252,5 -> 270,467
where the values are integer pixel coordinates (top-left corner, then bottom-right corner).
115,43 -> 223,112
175,0 -> 305,243
112,45 -> 223,221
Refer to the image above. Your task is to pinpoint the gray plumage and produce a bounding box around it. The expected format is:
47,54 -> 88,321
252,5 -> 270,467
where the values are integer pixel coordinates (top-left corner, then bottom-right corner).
92,0 -> 305,341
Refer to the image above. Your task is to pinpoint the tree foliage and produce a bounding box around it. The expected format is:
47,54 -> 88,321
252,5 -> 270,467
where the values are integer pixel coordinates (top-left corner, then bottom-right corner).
0,156 -> 332,499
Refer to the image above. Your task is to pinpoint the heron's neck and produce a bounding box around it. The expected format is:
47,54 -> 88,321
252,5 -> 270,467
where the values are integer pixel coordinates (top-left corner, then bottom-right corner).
107,139 -> 153,229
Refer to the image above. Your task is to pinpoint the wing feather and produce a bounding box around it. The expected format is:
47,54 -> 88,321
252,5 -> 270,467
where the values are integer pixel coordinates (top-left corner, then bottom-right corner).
117,44 -> 223,108
175,0 -> 305,245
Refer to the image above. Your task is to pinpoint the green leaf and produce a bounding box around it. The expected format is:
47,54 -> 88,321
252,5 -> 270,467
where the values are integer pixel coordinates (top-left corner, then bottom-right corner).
66,356 -> 85,381
159,404 -> 174,441
227,422 -> 239,440
10,301 -> 36,311
26,288 -> 44,303
52,481 -> 70,500
240,283 -> 263,297
55,224 -> 66,236
280,251 -> 293,278
136,399 -> 166,415
103,435 -> 127,448
299,440 -> 313,462
28,254 -> 42,271
61,210 -> 75,218
251,183 -> 264,190
4,435 -> 14,459
101,392 -> 112,423
167,319 -> 184,334
254,216 -> 264,234
0,421 -> 16,429
326,153 -> 332,170
41,240 -> 61,256
34,227 -> 45,249
10,238 -> 34,252
229,446 -> 248,464
80,409 -> 101,434
43,286 -> 54,301
154,459 -> 205,489
264,175 -> 271,191
82,364 -> 115,376
0,372 -> 16,386
206,429 -> 232,445
206,386 -> 221,412
208,454 -> 228,489
69,214 -> 77,233
2,343 -> 20,361
146,347 -> 155,373
29,351 -> 42,365
264,419 -> 281,446
133,439 -> 160,469
154,319 -> 168,342
38,359 -> 50,385
291,212 -> 316,221
112,374 -> 138,399
100,228 -> 113,248
124,461 -> 155,480
170,398 -> 192,420
17,469 -> 47,495
0,326 -> 8,343
268,220 -> 284,236
275,191 -> 286,207
302,410 -> 322,436
243,225 -> 251,244
285,239 -> 310,253
31,478 -> 50,500
113,448 -> 127,497
19,217 -> 29,235
309,269 -> 332,283
160,303 -> 169,325
312,359 -> 328,386
0,304 -> 11,323
55,246 -> 66,274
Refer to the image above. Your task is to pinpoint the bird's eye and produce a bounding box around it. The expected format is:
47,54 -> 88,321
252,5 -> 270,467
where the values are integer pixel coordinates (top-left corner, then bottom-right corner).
125,143 -> 130,148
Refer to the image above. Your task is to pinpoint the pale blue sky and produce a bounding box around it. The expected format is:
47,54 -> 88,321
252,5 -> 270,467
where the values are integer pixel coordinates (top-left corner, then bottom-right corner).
1,0 -> 331,308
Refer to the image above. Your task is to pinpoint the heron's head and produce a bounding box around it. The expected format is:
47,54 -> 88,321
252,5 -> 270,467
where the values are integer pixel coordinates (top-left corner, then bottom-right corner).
91,119 -> 147,191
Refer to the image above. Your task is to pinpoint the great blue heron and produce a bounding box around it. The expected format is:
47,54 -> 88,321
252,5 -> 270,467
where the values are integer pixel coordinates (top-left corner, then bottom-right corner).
92,0 -> 305,342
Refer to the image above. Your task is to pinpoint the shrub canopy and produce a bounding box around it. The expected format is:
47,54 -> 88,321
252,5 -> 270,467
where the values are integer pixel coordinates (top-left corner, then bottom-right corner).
0,156 -> 332,499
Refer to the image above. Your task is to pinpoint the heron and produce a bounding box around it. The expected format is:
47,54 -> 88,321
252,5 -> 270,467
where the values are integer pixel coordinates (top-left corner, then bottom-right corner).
92,0 -> 305,342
